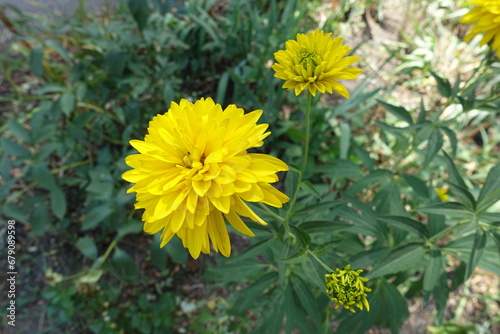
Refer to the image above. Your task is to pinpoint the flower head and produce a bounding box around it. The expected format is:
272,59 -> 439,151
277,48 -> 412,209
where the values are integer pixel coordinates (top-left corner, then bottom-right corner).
435,187 -> 449,202
460,0 -> 500,57
272,28 -> 362,97
325,265 -> 371,313
122,98 -> 289,259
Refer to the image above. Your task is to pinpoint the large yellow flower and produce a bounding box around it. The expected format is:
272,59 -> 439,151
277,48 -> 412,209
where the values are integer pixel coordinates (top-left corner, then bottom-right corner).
460,0 -> 500,58
122,98 -> 289,259
272,28 -> 362,97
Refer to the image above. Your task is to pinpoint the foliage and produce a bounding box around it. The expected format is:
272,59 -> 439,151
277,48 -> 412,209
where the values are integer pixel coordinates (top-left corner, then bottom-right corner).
0,0 -> 499,333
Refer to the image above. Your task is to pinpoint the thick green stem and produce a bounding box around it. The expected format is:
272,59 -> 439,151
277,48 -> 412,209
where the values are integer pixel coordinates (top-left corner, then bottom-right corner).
284,94 -> 313,228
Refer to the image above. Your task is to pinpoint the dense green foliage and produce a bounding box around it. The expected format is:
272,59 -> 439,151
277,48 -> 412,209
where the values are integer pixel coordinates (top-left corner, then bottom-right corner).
1,0 -> 499,333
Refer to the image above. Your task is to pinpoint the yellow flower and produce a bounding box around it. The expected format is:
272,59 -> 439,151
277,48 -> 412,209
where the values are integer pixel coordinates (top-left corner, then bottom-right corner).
460,0 -> 500,58
435,188 -> 449,202
272,28 -> 362,97
325,265 -> 371,313
122,98 -> 289,259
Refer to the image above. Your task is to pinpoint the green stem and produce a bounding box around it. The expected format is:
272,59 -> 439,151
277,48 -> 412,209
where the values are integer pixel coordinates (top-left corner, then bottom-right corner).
257,203 -> 284,222
307,250 -> 334,272
284,94 -> 313,227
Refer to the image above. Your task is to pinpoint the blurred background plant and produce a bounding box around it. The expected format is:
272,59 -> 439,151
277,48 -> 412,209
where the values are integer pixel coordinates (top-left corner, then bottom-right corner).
0,0 -> 499,333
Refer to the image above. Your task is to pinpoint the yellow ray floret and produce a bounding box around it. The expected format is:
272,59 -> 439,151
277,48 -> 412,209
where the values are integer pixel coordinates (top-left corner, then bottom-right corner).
272,28 -> 362,97
122,98 -> 289,259
460,0 -> 500,58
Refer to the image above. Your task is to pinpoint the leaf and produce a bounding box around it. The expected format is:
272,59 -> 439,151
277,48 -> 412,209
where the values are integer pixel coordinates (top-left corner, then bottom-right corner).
232,272 -> 279,315
30,45 -> 44,77
289,225 -> 310,248
50,187 -> 67,219
8,119 -> 31,144
150,234 -> 168,271
378,100 -> 413,124
81,205 -> 113,230
464,227 -> 486,281
401,174 -> 429,198
75,236 -> 98,259
1,138 -> 31,158
216,71 -> 230,105
281,248 -> 308,264
379,279 -> 409,333
290,275 -> 322,329
111,247 -> 139,283
59,91 -> 76,116
116,219 -> 143,240
440,126 -> 457,156
377,215 -> 429,238
476,164 -> 500,213
226,237 -> 276,263
350,247 -> 390,269
339,121 -> 351,159
293,200 -> 343,218
430,70 -> 452,98
299,220 -> 351,234
423,129 -> 443,168
348,169 -> 392,194
285,169 -> 299,196
128,0 -> 150,32
32,162 -> 56,190
423,247 -> 444,292
45,39 -> 72,62
30,204 -> 50,236
352,143 -> 375,171
366,242 -> 426,279
418,202 -> 473,218
165,237 -> 188,264
300,180 -> 321,199
442,151 -> 467,189
444,180 -> 476,210
106,51 -> 126,77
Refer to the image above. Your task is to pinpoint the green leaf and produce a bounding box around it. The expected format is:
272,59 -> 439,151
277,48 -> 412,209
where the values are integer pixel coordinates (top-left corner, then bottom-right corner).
440,127 -> 457,156
366,242 -> 426,279
418,202 -> 473,218
111,247 -> 139,283
165,237 -> 188,264
1,138 -> 31,158
150,234 -> 168,271
50,187 -> 67,219
128,0 -> 150,32
116,219 -> 143,240
32,162 -> 56,190
378,100 -> 413,124
285,169 -> 299,196
352,143 -> 375,171
30,204 -> 50,236
290,275 -> 322,329
232,272 -> 279,315
444,180 -> 476,210
45,39 -> 72,62
401,174 -> 429,198
430,70 -> 452,98
75,236 -> 98,259
442,151 -> 467,189
289,225 -> 310,248
423,129 -> 443,168
0,156 -> 11,180
299,220 -> 351,234
379,279 -> 409,333
293,200 -> 343,218
8,119 -> 31,144
281,248 -> 308,264
227,237 -> 276,263
339,121 -> 351,159
300,180 -> 321,199
423,247 -> 443,292
30,45 -> 44,77
59,91 -> 75,116
106,51 -> 126,77
377,215 -> 429,238
464,227 -> 486,281
476,164 -> 500,213
216,71 -> 230,105
81,205 -> 113,230
348,169 -> 392,194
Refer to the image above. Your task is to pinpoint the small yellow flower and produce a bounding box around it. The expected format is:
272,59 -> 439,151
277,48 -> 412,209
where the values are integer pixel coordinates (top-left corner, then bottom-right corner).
272,28 -> 362,97
435,188 -> 449,202
325,265 -> 371,313
460,0 -> 500,58
122,98 -> 289,259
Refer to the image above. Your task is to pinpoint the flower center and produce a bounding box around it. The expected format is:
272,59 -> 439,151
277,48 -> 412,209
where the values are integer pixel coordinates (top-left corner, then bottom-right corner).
298,50 -> 319,69
180,153 -> 205,170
